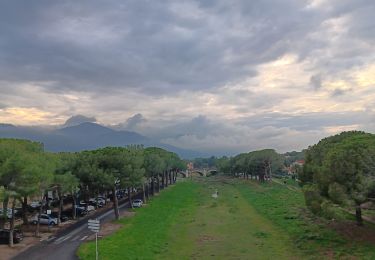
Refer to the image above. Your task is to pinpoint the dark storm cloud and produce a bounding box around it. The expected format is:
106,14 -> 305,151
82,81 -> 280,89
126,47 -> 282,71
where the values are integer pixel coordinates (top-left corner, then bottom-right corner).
0,0 -> 329,94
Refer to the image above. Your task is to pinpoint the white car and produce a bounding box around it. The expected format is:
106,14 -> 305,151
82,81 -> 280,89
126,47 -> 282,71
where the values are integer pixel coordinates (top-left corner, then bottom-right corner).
132,199 -> 143,208
79,202 -> 95,212
96,197 -> 107,205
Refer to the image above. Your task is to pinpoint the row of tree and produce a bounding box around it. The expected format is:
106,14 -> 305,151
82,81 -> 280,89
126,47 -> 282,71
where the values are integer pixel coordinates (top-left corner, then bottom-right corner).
215,149 -> 284,181
299,131 -> 375,225
0,138 -> 186,246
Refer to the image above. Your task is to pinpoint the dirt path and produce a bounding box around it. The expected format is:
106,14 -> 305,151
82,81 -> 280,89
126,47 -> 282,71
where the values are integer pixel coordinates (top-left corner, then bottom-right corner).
159,178 -> 299,259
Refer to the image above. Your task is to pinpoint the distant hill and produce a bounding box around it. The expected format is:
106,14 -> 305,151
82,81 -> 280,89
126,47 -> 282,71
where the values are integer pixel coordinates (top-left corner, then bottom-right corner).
0,122 -> 202,159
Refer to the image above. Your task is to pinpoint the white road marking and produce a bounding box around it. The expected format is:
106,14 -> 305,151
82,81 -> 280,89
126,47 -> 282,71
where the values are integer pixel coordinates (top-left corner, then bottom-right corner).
46,236 -> 56,242
80,235 -> 88,241
71,235 -> 81,241
54,235 -> 71,245
54,236 -> 66,243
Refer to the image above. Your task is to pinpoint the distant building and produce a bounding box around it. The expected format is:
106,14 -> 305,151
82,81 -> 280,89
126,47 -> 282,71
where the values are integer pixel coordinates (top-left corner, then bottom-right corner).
187,162 -> 194,171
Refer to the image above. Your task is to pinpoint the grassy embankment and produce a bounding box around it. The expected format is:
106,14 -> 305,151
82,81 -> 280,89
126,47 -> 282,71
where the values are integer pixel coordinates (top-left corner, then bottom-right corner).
78,181 -> 200,259
237,179 -> 375,259
79,177 -> 375,259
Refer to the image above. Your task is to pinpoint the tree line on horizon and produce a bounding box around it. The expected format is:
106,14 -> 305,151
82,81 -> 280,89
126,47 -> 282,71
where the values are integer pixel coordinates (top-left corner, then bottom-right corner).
0,138 -> 186,247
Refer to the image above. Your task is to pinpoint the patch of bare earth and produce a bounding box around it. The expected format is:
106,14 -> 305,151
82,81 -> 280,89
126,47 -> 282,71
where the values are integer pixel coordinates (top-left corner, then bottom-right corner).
197,235 -> 219,243
329,221 -> 375,245
0,231 -> 50,260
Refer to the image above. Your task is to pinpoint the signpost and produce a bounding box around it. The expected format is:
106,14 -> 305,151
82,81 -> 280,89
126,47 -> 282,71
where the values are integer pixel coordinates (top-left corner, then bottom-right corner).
88,219 -> 100,260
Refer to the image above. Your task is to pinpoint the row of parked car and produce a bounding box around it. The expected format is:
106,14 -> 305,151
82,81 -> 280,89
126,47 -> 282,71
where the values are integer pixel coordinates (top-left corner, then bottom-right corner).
0,195 -> 143,245
28,196 -> 109,225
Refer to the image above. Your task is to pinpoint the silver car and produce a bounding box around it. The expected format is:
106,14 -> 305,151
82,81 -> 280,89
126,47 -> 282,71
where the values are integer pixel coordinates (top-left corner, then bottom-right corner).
31,214 -> 58,226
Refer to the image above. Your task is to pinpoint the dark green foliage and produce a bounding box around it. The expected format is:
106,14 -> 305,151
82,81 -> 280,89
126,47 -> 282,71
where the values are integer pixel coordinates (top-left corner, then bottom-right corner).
300,131 -> 375,224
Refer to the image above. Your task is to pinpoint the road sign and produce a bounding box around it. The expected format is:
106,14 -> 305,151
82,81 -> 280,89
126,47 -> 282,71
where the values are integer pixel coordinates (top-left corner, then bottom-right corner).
88,219 -> 100,233
88,219 -> 100,260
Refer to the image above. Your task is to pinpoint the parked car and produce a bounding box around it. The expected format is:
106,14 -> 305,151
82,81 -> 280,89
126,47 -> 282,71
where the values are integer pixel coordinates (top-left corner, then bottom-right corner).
0,229 -> 23,244
62,207 -> 87,217
96,197 -> 107,205
79,202 -> 95,212
132,199 -> 143,208
88,199 -> 104,208
31,214 -> 58,226
0,209 -> 20,219
74,205 -> 89,215
49,212 -> 69,222
28,201 -> 42,211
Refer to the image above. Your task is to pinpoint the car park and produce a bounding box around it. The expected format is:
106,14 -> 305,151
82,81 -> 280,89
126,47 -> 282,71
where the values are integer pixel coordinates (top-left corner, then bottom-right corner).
31,214 -> 58,226
132,199 -> 143,208
0,229 -> 23,244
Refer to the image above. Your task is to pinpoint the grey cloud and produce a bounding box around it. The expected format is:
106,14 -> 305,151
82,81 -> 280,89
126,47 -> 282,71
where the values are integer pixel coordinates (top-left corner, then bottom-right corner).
331,88 -> 351,97
310,74 -> 323,90
238,111 -> 370,131
124,113 -> 146,130
0,0 -> 339,94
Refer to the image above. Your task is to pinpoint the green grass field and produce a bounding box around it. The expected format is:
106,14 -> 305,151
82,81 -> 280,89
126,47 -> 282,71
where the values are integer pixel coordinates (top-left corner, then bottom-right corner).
78,177 -> 375,259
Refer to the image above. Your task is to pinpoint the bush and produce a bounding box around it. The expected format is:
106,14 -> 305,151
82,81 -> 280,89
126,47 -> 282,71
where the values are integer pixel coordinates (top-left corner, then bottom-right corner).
303,184 -> 323,214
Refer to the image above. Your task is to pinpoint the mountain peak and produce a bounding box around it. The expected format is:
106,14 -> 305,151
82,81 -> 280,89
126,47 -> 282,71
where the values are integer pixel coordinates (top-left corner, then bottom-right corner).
63,115 -> 97,128
58,122 -> 115,138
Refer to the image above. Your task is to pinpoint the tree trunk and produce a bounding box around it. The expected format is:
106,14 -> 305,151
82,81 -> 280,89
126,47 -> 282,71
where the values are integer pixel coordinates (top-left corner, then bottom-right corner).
142,183 -> 146,203
128,187 -> 133,209
57,189 -> 62,225
9,198 -> 16,247
146,182 -> 150,200
1,196 -> 9,229
164,172 -> 168,187
22,196 -> 29,226
355,204 -> 363,226
35,193 -> 44,237
156,176 -> 160,193
72,191 -> 77,220
112,186 -> 120,220
152,177 -> 155,195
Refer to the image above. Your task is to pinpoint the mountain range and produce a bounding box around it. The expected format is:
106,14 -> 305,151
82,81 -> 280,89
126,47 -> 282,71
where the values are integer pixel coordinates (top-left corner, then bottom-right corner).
0,121 -> 203,159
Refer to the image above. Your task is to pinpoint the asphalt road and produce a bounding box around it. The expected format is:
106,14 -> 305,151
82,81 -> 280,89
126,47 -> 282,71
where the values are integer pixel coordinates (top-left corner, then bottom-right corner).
12,201 -> 130,260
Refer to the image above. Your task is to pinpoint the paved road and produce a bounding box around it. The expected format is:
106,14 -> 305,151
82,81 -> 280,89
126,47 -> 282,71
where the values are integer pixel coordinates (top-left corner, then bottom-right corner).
12,201 -> 130,260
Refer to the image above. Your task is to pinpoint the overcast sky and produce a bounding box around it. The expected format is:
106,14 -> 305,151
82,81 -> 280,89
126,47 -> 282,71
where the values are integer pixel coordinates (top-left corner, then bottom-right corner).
0,0 -> 374,155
